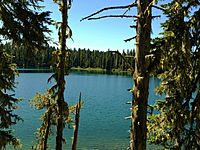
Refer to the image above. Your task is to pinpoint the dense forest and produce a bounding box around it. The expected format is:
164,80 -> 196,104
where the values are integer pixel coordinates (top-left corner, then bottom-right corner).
0,0 -> 199,150
3,43 -> 134,72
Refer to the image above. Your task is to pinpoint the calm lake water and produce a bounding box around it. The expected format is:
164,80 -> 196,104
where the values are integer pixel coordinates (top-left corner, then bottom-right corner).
10,72 -> 161,150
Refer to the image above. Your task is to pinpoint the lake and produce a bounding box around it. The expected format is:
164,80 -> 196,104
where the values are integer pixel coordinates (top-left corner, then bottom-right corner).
10,72 -> 161,150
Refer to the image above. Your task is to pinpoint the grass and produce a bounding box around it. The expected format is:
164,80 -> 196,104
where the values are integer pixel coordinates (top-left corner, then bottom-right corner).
71,67 -> 132,75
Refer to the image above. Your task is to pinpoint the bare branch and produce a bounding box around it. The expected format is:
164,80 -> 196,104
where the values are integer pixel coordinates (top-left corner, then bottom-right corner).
88,15 -> 138,20
130,25 -> 137,28
109,51 -> 134,69
152,15 -> 161,19
152,5 -> 166,12
123,7 -> 130,16
80,2 -> 137,21
123,9 -> 129,15
124,36 -> 137,42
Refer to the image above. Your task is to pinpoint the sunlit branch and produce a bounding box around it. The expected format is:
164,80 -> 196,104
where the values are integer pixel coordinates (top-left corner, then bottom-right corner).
80,2 -> 137,21
88,15 -> 138,20
124,36 -> 136,42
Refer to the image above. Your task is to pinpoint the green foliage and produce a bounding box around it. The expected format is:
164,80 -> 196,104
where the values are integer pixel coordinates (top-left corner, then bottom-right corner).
0,0 -> 53,149
29,1 -> 80,149
5,43 -> 134,71
30,90 -> 58,150
0,131 -> 21,149
51,49 -> 71,75
0,46 -> 22,149
148,0 -> 200,149
30,90 -> 83,150
0,0 -> 52,69
0,0 -> 51,49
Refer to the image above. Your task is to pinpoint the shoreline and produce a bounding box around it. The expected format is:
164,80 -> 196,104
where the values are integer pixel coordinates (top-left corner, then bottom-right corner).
17,67 -> 132,75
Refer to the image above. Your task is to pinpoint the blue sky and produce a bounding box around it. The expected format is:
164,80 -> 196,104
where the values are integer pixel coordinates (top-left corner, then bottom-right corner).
43,0 -> 166,52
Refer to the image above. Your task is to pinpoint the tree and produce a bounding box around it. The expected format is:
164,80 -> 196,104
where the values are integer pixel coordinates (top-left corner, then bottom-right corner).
0,46 -> 21,149
30,90 -> 57,150
148,1 -> 200,149
81,1 -> 161,149
30,90 -> 82,150
0,0 -> 51,148
0,0 -> 51,49
130,1 -> 152,149
50,0 -> 70,149
30,1 -> 72,148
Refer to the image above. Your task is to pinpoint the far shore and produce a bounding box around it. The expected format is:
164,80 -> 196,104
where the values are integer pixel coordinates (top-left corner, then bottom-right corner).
17,67 -> 132,75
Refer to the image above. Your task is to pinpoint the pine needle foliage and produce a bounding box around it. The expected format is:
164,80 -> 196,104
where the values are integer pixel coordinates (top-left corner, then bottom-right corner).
0,0 -> 53,149
0,46 -> 22,149
30,90 -> 83,150
0,0 -> 51,49
148,1 -> 200,149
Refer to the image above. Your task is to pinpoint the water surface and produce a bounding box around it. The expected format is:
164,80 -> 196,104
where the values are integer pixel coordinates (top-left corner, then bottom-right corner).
11,72 -> 161,150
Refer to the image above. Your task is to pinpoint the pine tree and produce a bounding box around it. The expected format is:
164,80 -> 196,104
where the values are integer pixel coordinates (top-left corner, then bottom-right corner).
30,1 -> 71,148
0,46 -> 21,149
0,0 -> 51,148
148,0 -> 200,149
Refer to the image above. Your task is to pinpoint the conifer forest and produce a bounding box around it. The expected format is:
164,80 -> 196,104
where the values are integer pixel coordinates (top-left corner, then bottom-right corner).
0,0 -> 199,150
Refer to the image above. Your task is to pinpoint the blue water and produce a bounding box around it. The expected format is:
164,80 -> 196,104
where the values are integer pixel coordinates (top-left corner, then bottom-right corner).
9,72 -> 161,150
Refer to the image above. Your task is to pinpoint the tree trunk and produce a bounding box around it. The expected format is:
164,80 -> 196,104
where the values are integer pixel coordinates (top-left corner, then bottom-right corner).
43,107 -> 52,150
130,0 -> 152,150
56,0 -> 68,150
72,94 -> 81,150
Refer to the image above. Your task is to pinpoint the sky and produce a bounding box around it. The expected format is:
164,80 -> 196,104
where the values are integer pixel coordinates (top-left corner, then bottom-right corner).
43,0 -> 166,52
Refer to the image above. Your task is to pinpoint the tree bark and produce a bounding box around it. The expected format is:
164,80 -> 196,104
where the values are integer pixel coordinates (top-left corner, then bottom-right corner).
56,0 -> 68,150
130,0 -> 152,150
72,94 -> 81,150
43,107 -> 51,150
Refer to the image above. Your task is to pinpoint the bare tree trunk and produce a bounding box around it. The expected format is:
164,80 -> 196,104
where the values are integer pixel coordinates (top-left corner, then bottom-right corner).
72,94 -> 82,150
43,98 -> 52,150
130,0 -> 152,150
43,107 -> 52,150
56,0 -> 68,149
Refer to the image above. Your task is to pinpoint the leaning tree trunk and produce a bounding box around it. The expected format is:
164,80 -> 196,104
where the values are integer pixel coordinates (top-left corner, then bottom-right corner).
130,0 -> 152,150
56,0 -> 68,149
72,94 -> 82,150
43,101 -> 52,150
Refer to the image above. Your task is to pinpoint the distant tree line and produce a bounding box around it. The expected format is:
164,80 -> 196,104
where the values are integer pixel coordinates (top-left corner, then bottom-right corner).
69,48 -> 134,72
3,43 -> 135,72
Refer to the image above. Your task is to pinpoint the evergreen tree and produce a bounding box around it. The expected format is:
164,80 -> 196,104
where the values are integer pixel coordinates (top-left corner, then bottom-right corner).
0,0 -> 51,148
148,1 -> 200,149
0,0 -> 51,49
0,46 -> 21,149
37,0 -> 83,149
51,0 -> 70,149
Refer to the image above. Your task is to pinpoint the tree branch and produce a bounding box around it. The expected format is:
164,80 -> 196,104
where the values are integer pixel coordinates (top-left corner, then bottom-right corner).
124,36 -> 137,42
123,7 -> 130,16
130,25 -> 137,28
152,5 -> 166,12
152,15 -> 161,19
109,51 -> 134,69
80,2 -> 137,21
88,15 -> 138,20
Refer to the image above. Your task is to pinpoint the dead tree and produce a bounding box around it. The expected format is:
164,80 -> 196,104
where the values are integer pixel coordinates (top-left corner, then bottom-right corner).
72,93 -> 82,150
81,1 -> 164,149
